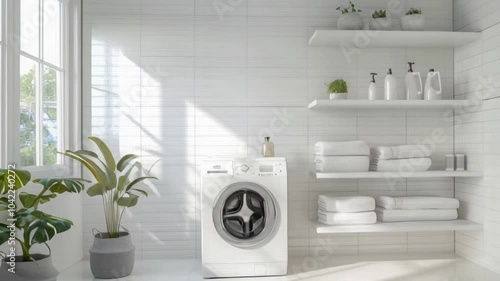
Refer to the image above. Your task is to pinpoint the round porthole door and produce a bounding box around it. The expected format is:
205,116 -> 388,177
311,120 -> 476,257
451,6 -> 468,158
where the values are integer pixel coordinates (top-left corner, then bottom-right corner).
212,182 -> 280,249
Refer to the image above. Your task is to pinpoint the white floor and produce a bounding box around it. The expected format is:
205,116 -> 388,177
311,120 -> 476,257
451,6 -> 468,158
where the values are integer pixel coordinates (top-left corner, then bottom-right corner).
59,255 -> 500,281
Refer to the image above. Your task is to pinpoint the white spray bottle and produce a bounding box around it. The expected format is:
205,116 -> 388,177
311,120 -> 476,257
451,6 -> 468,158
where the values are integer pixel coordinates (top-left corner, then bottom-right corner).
405,62 -> 423,100
424,69 -> 442,100
385,68 -> 398,100
368,73 -> 379,100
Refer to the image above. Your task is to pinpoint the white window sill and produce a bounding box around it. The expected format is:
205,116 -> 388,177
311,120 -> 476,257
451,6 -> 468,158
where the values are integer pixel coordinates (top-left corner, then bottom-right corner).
24,164 -> 72,179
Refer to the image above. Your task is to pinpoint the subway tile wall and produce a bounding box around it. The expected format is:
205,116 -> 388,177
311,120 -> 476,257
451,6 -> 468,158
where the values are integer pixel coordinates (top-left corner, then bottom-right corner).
82,0 -> 456,259
454,0 -> 500,274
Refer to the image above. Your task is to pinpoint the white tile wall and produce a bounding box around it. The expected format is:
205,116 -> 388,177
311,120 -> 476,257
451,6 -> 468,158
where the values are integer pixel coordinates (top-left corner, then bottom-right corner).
83,0 -> 456,259
454,1 -> 500,274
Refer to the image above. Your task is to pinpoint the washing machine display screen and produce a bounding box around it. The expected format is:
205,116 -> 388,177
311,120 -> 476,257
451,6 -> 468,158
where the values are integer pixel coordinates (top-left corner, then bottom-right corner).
222,190 -> 266,239
259,165 -> 274,173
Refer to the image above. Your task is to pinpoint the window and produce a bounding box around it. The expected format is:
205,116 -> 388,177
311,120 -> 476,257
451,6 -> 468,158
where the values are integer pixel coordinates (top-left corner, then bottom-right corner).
20,0 -> 62,167
0,0 -> 81,174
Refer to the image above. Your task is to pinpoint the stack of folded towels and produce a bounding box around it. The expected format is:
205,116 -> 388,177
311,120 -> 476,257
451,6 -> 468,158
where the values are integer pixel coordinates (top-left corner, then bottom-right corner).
375,196 -> 459,222
315,141 -> 370,172
318,195 -> 377,225
370,145 -> 432,172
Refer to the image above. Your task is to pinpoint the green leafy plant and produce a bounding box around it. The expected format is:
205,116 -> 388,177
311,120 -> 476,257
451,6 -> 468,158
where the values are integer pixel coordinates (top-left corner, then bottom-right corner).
372,10 -> 387,19
337,1 -> 361,14
406,8 -> 422,15
327,79 -> 348,94
0,169 -> 86,261
63,137 -> 158,238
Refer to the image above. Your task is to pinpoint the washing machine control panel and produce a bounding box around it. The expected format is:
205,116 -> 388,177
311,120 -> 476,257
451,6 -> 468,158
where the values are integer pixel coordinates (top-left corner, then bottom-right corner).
234,159 -> 286,177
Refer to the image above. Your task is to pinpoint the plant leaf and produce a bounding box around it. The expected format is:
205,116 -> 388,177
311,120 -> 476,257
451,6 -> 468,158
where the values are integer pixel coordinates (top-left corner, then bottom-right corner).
0,223 -> 10,245
117,194 -> 139,207
117,154 -> 139,172
0,197 -> 10,211
88,137 -> 116,173
131,188 -> 148,197
19,192 -> 38,208
33,178 -> 87,194
74,150 -> 99,158
64,150 -> 112,189
117,161 -> 140,193
0,168 -> 31,194
125,177 -> 157,192
86,183 -> 105,197
19,192 -> 57,208
16,209 -> 73,244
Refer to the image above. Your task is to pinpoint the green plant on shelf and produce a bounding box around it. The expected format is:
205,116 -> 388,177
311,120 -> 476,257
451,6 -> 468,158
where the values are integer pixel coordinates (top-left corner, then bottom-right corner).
372,10 -> 387,19
406,8 -> 422,15
337,1 -> 361,14
327,79 -> 348,94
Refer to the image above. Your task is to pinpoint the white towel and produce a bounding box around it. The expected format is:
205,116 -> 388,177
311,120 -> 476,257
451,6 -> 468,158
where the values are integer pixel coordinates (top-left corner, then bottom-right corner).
371,145 -> 432,160
377,196 -> 460,210
318,210 -> 377,225
315,141 -> 370,156
316,156 -> 370,173
375,208 -> 458,222
318,195 -> 375,213
370,158 -> 432,172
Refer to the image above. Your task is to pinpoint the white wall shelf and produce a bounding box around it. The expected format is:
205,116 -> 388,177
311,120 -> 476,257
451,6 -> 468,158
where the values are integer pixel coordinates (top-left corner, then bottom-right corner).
308,30 -> 481,48
308,99 -> 476,110
315,219 -> 483,234
314,171 -> 483,179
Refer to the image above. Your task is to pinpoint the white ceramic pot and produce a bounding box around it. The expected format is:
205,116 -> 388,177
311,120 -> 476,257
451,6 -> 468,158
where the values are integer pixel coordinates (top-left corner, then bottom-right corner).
329,93 -> 348,100
0,254 -> 59,281
369,18 -> 392,30
401,14 -> 425,31
338,13 -> 364,30
89,231 -> 136,279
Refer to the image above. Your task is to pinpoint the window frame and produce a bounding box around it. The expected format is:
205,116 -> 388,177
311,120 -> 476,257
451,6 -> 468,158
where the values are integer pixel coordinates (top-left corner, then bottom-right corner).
0,0 -> 81,177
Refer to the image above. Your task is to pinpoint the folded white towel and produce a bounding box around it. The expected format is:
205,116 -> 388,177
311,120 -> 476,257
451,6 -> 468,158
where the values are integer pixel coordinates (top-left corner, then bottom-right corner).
370,158 -> 432,172
377,196 -> 460,210
315,141 -> 370,156
375,208 -> 458,222
318,195 -> 375,213
371,145 -> 432,160
316,156 -> 370,173
318,210 -> 377,225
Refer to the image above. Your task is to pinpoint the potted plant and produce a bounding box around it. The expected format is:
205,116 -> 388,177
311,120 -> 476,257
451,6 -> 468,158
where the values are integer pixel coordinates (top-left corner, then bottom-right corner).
401,8 -> 425,31
63,137 -> 158,279
327,79 -> 348,100
336,1 -> 363,30
370,10 -> 391,30
0,168 -> 86,281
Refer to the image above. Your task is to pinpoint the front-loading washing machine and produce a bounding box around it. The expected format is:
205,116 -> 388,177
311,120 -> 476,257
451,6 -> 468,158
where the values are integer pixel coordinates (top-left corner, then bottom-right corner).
201,158 -> 287,278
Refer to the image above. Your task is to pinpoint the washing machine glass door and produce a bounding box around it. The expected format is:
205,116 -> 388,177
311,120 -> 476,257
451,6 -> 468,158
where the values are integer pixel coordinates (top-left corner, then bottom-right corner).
213,182 -> 280,249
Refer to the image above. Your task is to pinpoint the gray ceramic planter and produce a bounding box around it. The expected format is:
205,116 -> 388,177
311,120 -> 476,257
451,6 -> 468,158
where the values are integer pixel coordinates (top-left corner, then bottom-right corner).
0,254 -> 59,281
89,231 -> 136,279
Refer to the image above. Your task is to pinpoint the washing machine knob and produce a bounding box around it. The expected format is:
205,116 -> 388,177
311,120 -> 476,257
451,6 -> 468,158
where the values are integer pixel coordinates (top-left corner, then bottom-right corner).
240,164 -> 250,173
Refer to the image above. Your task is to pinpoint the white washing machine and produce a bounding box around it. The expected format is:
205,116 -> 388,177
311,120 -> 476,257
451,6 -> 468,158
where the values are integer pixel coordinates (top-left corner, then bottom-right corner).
201,158 -> 288,278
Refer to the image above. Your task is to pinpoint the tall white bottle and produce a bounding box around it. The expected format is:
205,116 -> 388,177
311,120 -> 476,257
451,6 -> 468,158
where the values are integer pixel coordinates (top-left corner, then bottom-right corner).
368,73 -> 380,100
384,68 -> 398,100
424,69 -> 442,100
405,62 -> 423,100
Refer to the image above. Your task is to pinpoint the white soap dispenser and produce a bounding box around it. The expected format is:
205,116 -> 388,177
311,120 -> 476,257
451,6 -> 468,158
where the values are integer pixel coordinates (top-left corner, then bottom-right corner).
384,68 -> 398,100
424,69 -> 442,100
368,73 -> 379,100
405,62 -> 423,100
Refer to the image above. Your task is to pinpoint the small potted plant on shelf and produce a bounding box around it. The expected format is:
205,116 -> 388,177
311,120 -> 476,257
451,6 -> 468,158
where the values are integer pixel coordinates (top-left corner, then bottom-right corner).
64,137 -> 158,279
401,8 -> 425,31
370,9 -> 391,30
0,168 -> 86,281
327,79 -> 348,100
336,1 -> 363,30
